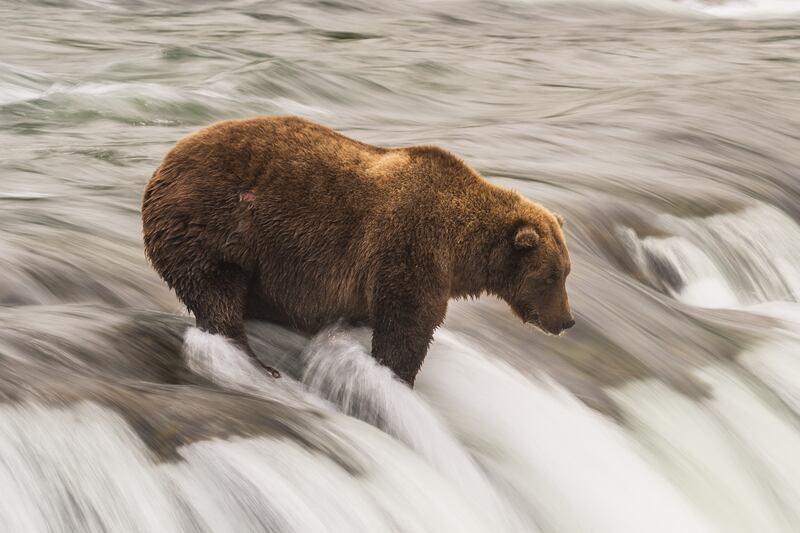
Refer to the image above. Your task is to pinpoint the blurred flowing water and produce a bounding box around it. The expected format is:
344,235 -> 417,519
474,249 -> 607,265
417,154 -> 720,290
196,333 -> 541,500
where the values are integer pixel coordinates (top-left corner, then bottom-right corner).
1,0 -> 800,531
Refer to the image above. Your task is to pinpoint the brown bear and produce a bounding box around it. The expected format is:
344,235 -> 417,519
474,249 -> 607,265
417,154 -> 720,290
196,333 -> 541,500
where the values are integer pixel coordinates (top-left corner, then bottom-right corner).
142,116 -> 574,385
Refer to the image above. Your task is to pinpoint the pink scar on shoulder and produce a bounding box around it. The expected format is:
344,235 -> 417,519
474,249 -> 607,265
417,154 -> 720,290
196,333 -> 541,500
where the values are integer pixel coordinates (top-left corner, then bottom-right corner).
240,191 -> 256,202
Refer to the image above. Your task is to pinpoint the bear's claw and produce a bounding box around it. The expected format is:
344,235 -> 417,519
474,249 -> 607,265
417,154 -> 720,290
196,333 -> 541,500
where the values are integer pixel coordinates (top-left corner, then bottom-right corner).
260,364 -> 281,379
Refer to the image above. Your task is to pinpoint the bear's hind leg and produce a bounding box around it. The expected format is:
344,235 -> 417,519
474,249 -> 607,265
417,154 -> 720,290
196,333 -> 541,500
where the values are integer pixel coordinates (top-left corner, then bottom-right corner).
182,262 -> 281,379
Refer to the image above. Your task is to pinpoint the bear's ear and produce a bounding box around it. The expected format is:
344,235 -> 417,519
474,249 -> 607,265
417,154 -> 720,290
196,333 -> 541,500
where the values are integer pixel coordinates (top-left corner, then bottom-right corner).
513,225 -> 540,250
554,213 -> 565,227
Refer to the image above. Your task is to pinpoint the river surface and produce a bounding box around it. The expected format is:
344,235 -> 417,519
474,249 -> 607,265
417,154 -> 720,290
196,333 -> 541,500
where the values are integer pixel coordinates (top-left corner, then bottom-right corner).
2,0 -> 800,531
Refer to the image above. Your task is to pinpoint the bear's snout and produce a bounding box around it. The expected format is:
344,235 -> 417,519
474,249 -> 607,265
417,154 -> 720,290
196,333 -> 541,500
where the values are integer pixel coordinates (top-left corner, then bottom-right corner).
536,314 -> 575,336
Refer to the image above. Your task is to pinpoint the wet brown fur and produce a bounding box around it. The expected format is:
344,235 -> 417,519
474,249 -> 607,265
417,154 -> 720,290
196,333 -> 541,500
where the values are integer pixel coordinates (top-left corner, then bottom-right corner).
142,116 -> 573,385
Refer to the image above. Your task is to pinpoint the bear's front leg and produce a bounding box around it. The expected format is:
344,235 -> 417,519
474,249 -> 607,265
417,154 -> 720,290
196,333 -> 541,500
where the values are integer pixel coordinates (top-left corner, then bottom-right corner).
370,294 -> 448,386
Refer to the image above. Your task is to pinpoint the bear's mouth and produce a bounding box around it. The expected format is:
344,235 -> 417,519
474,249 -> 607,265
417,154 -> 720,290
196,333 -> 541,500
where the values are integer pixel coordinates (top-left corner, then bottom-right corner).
526,312 -> 563,336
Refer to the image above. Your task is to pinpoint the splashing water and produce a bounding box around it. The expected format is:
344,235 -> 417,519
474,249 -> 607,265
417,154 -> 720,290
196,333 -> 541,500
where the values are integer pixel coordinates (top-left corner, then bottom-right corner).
302,326 -> 535,532
620,204 -> 800,308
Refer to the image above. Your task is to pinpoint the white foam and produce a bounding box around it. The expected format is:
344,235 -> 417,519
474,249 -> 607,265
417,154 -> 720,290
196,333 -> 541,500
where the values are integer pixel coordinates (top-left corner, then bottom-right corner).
418,331 -> 715,533
686,0 -> 800,17
182,327 -> 326,409
622,204 -> 800,308
184,327 -> 273,391
611,343 -> 800,533
301,325 -> 533,532
0,80 -> 233,107
0,400 -> 490,533
0,85 -> 41,106
167,419 -> 495,533
611,377 -> 788,532
738,305 -> 800,415
0,402 -> 183,532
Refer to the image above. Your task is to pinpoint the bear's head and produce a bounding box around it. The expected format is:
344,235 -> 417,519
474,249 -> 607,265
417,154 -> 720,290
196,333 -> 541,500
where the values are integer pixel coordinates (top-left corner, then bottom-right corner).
494,209 -> 574,335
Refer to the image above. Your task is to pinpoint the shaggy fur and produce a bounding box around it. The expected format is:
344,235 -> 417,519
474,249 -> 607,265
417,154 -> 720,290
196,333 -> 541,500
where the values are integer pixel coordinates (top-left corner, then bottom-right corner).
142,116 -> 573,385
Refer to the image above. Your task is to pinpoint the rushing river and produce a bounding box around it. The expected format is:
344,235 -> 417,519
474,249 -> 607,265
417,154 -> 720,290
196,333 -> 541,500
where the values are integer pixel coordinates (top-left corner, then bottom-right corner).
2,0 -> 800,531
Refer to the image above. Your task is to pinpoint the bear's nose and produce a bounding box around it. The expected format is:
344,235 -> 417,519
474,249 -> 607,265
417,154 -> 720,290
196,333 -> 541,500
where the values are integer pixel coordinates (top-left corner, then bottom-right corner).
562,319 -> 575,330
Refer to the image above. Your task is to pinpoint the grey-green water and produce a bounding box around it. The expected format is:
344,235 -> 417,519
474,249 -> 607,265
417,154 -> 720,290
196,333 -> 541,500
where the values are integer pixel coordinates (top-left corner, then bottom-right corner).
2,1 -> 800,531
